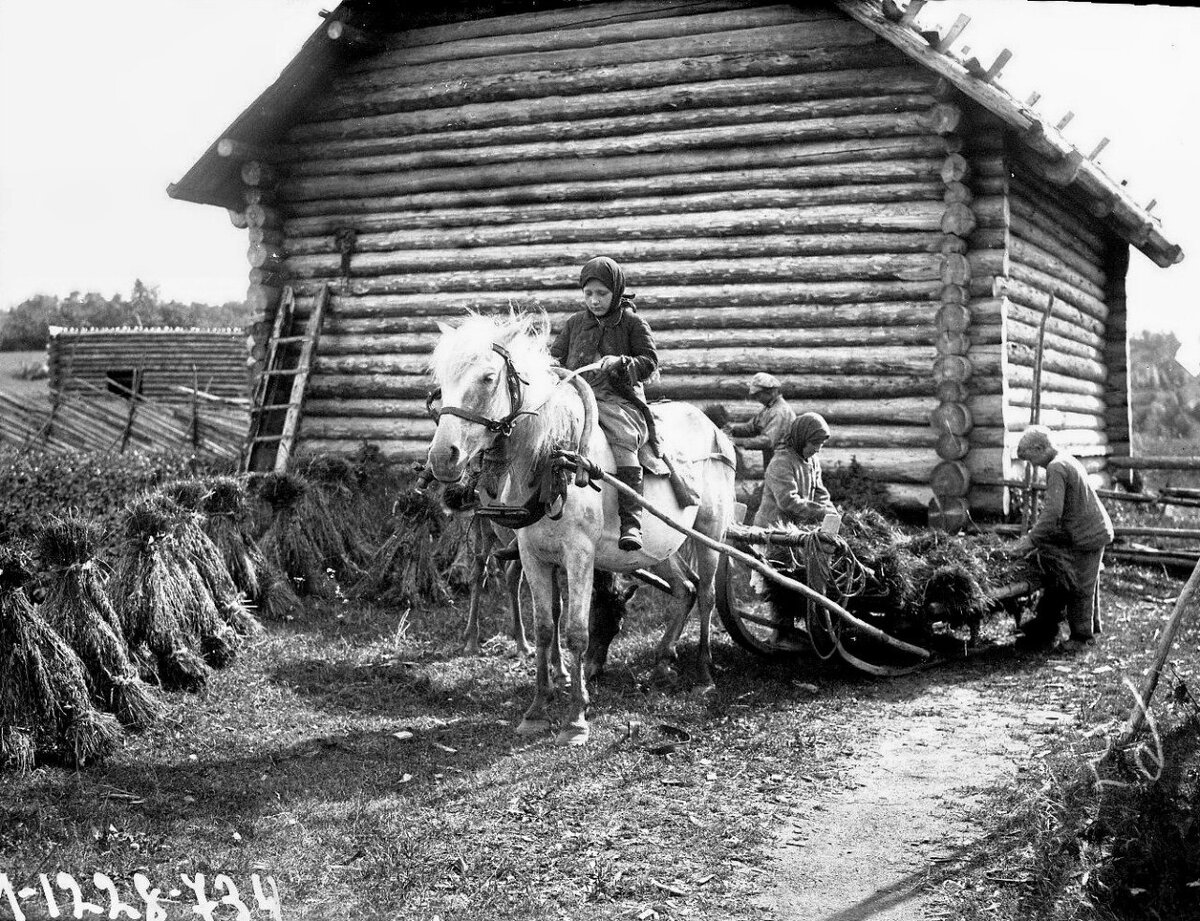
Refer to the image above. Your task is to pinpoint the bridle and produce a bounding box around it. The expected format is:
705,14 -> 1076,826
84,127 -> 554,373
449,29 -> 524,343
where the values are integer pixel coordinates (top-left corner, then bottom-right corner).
425,342 -> 536,437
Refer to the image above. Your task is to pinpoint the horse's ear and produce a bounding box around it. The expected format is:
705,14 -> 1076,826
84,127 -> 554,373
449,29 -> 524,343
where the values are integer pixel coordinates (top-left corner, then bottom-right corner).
436,321 -> 455,336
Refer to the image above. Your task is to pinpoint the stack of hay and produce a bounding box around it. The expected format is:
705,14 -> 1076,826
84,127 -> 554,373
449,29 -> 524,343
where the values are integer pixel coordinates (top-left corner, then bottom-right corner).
0,547 -> 122,772
109,494 -> 240,691
38,515 -> 164,730
201,475 -> 303,621
158,479 -> 264,638
298,455 -> 369,581
354,484 -> 453,607
257,472 -> 338,601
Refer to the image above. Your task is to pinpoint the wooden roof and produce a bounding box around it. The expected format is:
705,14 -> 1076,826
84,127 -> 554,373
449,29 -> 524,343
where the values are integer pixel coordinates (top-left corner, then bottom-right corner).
168,0 -> 1184,268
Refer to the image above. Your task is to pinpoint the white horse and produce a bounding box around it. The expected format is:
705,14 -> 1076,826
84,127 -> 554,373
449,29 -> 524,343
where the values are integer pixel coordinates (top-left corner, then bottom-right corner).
426,313 -> 736,745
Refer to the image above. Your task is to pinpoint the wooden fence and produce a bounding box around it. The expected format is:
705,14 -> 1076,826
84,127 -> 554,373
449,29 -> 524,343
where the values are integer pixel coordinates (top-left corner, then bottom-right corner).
0,378 -> 248,461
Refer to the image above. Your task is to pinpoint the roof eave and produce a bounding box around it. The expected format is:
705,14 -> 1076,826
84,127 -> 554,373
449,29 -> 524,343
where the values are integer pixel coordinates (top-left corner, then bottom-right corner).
834,0 -> 1184,268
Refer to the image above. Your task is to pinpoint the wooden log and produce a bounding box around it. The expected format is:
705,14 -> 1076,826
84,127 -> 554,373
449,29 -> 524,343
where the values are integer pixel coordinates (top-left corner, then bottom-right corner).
1006,303 -> 1105,352
933,355 -> 971,385
1006,342 -> 1108,384
218,138 -> 274,160
293,61 -> 935,144
970,195 -> 1008,229
315,301 -> 943,337
283,176 -> 947,227
287,203 -> 951,255
301,285 -> 946,319
227,208 -> 248,229
967,323 -> 1003,347
1108,456 -> 1200,471
306,39 -> 899,121
247,227 -> 286,247
244,204 -> 282,229
301,270 -> 945,299
278,136 -> 954,202
1009,214 -> 1107,288
940,203 -> 975,237
373,13 -> 877,70
285,241 -> 949,280
1008,262 -> 1109,323
285,90 -> 939,163
967,249 -> 1007,278
294,438 -> 431,463
937,330 -> 969,355
240,161 -> 277,187
930,460 -> 971,497
288,106 -> 945,177
1008,387 -> 1106,416
941,253 -> 971,285
1006,316 -> 1104,363
247,285 -> 281,315
1009,181 -> 1106,257
1000,279 -> 1106,337
1010,239 -> 1108,304
368,1 -> 830,50
930,402 -> 973,436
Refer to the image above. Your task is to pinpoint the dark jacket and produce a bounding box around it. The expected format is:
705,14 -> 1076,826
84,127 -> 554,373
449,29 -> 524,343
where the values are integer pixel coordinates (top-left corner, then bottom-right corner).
549,300 -> 658,402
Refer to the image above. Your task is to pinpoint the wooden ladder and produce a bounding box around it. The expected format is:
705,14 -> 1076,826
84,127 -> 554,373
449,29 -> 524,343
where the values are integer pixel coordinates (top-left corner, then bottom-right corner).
242,284 -> 329,473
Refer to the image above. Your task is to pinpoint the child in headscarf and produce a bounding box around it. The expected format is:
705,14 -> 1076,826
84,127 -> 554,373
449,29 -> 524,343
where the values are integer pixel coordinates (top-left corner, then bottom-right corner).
551,256 -> 658,551
753,412 -> 835,529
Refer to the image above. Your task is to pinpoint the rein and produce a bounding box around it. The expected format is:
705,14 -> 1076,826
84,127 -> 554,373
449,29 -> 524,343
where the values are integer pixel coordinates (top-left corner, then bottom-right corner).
426,342 -> 535,437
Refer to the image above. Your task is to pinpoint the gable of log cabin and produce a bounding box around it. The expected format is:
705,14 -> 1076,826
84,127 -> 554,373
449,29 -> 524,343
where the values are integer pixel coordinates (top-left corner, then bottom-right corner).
48,327 -> 250,401
168,0 -> 1183,518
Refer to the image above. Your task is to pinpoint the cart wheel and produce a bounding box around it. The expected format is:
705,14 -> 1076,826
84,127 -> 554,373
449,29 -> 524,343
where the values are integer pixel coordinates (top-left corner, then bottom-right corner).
715,553 -> 807,660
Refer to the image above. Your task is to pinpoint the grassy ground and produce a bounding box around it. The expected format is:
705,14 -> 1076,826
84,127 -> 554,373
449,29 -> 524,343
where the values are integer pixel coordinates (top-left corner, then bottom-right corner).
931,559 -> 1200,921
0,588 -> 896,921
0,350 -> 49,398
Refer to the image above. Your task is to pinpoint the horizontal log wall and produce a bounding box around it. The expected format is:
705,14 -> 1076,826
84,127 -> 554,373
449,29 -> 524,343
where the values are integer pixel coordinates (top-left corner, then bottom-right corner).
1003,155 -> 1123,485
237,2 -> 981,508
48,331 -> 249,400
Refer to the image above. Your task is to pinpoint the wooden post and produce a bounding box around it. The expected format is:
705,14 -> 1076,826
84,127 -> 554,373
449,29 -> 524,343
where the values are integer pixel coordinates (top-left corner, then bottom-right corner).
119,366 -> 143,453
1115,558 -> 1200,749
1021,294 -> 1053,532
190,365 -> 201,452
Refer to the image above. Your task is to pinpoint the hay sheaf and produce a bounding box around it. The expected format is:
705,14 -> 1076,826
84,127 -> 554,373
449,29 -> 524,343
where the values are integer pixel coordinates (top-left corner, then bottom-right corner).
109,495 -> 212,691
353,488 -> 453,607
258,473 -> 337,600
38,515 -> 165,730
0,548 -> 122,771
202,476 -> 268,604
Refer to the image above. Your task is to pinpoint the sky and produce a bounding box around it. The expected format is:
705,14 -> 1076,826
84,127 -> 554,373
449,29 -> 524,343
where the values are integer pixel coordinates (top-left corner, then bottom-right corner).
0,0 -> 1197,343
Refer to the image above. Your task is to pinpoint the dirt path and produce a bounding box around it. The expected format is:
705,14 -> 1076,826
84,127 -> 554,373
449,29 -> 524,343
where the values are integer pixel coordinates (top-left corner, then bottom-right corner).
757,680 -> 1034,921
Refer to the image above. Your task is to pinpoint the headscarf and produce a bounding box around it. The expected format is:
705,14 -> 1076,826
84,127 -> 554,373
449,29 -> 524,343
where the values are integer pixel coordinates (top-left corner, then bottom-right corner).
785,412 -> 830,452
579,256 -> 633,316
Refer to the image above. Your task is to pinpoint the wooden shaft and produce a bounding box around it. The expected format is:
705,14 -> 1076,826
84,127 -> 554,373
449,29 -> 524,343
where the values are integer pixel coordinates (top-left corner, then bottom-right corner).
1108,456 -> 1200,471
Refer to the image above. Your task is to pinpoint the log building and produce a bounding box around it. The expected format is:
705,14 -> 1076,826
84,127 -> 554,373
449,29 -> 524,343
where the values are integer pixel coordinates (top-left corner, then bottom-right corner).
169,0 -> 1183,520
48,327 -> 249,401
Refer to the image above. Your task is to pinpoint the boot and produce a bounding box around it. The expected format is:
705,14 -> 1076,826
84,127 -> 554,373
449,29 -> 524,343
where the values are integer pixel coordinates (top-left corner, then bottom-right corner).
615,466 -> 644,552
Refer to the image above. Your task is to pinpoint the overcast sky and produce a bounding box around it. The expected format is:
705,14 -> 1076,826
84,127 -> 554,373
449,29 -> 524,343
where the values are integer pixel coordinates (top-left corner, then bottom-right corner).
0,0 -> 1196,342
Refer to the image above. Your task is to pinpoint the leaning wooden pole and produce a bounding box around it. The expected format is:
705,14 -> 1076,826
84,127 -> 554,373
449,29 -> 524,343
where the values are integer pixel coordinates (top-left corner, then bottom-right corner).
579,461 -> 931,660
1115,557 -> 1200,749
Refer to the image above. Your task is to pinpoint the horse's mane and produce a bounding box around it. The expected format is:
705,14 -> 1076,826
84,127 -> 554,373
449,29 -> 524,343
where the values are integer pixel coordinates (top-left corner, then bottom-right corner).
430,311 -> 554,386
430,311 -> 577,471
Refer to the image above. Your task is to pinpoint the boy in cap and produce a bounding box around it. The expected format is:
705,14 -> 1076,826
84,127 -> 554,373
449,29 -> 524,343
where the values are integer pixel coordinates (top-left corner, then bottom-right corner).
1007,425 -> 1114,652
729,372 -> 796,470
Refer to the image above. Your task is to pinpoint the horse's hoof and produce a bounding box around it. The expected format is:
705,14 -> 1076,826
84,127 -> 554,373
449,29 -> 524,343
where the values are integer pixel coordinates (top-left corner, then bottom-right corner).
515,641 -> 533,658
515,717 -> 551,736
555,723 -> 590,747
462,641 -> 482,657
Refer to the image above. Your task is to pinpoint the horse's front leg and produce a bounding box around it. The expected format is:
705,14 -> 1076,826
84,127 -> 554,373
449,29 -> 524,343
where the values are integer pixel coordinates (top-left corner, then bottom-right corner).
651,556 -> 697,687
557,551 -> 594,747
461,516 -> 486,656
515,558 -> 557,737
503,560 -> 532,656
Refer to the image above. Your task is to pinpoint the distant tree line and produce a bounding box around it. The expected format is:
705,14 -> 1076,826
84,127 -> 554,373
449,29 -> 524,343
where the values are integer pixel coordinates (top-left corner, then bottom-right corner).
0,280 -> 251,351
1130,330 -> 1200,438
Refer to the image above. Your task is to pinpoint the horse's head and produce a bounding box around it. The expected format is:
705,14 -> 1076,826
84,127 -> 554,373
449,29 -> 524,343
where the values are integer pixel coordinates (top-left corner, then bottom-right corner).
426,313 -> 550,482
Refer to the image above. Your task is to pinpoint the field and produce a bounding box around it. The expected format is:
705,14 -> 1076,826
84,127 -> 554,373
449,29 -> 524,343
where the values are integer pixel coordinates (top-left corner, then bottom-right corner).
0,552 -> 1196,920
0,349 -> 49,398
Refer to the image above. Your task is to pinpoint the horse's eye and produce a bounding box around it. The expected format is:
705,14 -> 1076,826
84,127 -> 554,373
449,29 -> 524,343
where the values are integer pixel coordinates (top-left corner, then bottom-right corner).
481,372 -> 497,385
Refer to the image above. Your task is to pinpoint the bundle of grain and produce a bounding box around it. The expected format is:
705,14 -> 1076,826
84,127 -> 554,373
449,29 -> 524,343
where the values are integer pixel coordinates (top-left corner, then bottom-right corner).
258,472 -> 336,599
299,455 -> 369,577
353,487 -> 450,607
0,547 -> 121,770
109,495 -> 211,691
38,516 -> 165,729
158,479 -> 263,637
